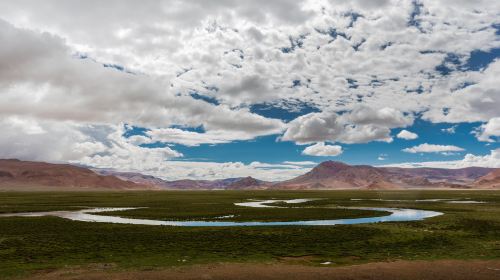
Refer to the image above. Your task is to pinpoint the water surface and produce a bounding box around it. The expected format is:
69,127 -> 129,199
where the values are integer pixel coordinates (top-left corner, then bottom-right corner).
0,199 -> 443,227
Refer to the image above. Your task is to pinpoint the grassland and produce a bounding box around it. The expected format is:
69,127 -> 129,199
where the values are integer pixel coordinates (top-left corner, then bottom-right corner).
0,190 -> 499,278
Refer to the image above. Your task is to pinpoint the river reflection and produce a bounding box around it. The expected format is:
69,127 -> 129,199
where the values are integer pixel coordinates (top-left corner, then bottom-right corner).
0,199 -> 443,227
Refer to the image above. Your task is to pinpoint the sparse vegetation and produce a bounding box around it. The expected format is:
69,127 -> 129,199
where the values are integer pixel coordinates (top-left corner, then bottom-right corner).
0,190 -> 499,278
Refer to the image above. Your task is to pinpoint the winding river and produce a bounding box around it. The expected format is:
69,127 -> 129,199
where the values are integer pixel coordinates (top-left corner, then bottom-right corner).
0,199 -> 443,227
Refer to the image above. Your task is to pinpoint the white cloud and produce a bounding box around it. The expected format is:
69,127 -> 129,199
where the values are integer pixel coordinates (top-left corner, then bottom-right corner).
281,107 -> 412,144
402,143 -> 465,154
0,117 -> 104,162
0,19 -> 284,142
423,60 -> 500,123
397,130 -> 418,140
282,161 -> 317,166
378,153 -> 388,160
142,127 -> 283,147
383,148 -> 500,169
0,1 -> 499,179
0,117 -> 182,164
441,125 -> 457,134
476,117 -> 500,142
1,0 -> 497,127
83,159 -> 311,182
302,142 -> 343,156
281,112 -> 343,144
77,126 -> 183,171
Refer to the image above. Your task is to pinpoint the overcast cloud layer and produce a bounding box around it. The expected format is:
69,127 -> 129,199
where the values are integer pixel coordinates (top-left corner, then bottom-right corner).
0,0 -> 499,180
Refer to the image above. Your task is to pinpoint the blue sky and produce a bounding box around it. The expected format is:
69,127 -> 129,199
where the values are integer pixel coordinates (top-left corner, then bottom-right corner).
125,117 -> 498,167
123,45 -> 500,168
0,1 -> 499,180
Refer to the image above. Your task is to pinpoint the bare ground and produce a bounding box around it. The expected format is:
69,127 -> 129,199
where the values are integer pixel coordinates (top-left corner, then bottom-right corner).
20,260 -> 500,280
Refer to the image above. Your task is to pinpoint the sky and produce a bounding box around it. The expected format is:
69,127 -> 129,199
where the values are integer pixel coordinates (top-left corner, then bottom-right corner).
0,0 -> 499,181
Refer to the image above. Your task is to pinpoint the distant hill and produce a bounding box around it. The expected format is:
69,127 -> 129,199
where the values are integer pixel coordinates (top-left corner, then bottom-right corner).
473,169 -> 500,188
272,161 -> 495,190
0,159 -> 151,190
95,170 -> 172,188
94,169 -> 269,190
382,166 -> 493,184
275,161 -> 390,189
91,161 -> 499,190
2,159 -> 497,190
228,176 -> 269,189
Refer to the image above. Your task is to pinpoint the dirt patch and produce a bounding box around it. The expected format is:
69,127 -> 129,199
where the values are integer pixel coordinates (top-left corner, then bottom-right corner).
18,260 -> 500,280
276,254 -> 319,264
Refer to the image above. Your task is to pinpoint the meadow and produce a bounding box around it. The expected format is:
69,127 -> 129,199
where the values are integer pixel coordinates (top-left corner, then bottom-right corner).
0,190 -> 499,278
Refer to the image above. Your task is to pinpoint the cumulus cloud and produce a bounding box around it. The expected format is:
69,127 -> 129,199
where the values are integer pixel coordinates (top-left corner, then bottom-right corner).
423,60 -> 500,123
402,143 -> 465,154
282,161 -> 317,166
302,142 -> 343,156
142,126 -> 284,147
282,107 -> 412,144
0,0 -> 499,178
0,118 -> 182,164
0,117 -> 104,162
476,117 -> 500,142
0,19 -> 284,141
383,148 -> 500,169
1,0 -> 497,123
281,112 -> 343,144
397,130 -> 418,140
441,125 -> 457,134
77,126 -> 183,170
83,159 -> 312,181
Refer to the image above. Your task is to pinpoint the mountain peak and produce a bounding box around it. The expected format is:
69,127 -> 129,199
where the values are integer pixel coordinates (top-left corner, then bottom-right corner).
300,161 -> 352,180
312,161 -> 350,172
316,161 -> 350,169
229,176 -> 262,188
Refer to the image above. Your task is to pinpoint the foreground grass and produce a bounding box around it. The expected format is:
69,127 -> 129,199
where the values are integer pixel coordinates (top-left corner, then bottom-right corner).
0,190 -> 499,278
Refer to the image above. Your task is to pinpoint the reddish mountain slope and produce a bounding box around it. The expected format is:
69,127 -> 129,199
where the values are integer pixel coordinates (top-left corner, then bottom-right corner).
228,177 -> 268,189
1,159 -> 496,190
95,170 -> 171,188
275,161 -> 395,189
382,167 -> 493,184
474,169 -> 500,188
274,161 -> 494,189
94,170 -> 269,190
0,159 -> 151,190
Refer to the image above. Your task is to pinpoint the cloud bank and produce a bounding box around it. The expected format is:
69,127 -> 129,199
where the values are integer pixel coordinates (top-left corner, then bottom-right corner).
0,0 -> 498,179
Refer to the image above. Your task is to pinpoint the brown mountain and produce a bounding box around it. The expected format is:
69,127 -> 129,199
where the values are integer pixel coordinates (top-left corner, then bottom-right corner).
96,172 -> 241,190
473,169 -> 500,188
382,166 -> 493,184
0,159 -> 151,190
94,169 -> 272,190
167,178 -> 246,189
94,170 -> 172,188
161,179 -> 223,189
1,159 -> 496,190
228,176 -> 268,189
275,161 -> 394,189
273,161 -> 495,189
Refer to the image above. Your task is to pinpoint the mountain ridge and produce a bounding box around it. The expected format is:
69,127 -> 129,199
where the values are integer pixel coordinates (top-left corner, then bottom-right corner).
1,159 -> 497,190
0,159 -> 152,190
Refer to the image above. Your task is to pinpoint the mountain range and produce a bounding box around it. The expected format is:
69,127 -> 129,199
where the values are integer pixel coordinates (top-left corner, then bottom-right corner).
0,159 -> 498,190
273,161 -> 495,189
